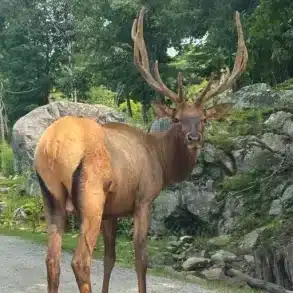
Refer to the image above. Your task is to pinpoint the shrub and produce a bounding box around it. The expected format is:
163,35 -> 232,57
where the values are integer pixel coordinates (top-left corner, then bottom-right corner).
86,86 -> 117,108
0,141 -> 14,177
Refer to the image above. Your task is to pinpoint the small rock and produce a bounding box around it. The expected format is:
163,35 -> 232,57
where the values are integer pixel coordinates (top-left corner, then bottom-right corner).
182,257 -> 211,271
239,230 -> 260,253
0,202 -> 7,213
0,187 -> 10,194
200,250 -> 209,258
244,255 -> 255,263
208,235 -> 232,248
211,250 -> 237,263
169,241 -> 179,247
179,235 -> 193,243
13,207 -> 27,222
269,199 -> 282,216
166,246 -> 178,253
172,253 -> 186,261
281,185 -> 293,203
227,275 -> 248,288
163,266 -> 184,278
201,267 -> 226,280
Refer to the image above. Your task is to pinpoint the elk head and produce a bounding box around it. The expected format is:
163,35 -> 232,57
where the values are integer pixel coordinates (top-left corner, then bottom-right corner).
132,7 -> 248,151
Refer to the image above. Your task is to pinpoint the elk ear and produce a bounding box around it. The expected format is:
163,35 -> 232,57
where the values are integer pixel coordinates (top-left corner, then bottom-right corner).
152,101 -> 175,118
205,103 -> 234,120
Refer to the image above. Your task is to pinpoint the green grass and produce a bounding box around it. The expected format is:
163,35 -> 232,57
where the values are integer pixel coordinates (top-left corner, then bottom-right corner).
0,226 -> 260,293
0,177 -> 22,187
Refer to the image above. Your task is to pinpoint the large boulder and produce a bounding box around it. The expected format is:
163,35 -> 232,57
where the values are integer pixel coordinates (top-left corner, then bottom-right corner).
218,83 -> 293,109
12,101 -> 125,194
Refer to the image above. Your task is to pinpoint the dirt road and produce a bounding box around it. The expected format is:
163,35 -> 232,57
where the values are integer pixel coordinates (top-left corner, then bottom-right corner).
0,235 -> 211,293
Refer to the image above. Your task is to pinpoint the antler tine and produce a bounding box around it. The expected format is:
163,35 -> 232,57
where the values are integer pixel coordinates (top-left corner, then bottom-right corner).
195,72 -> 216,105
195,11 -> 248,105
153,61 -> 182,103
132,7 -> 180,104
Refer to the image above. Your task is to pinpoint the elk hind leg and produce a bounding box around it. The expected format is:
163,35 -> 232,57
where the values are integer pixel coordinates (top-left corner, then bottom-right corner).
37,173 -> 66,293
101,218 -> 117,293
133,204 -> 151,293
71,165 -> 106,293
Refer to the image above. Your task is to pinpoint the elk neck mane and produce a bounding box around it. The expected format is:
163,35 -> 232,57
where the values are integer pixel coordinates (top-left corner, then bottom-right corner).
148,123 -> 197,185
103,122 -> 197,186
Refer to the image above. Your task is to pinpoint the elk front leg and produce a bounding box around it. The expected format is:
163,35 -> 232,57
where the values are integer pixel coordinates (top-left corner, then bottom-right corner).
46,211 -> 66,293
71,181 -> 106,293
37,175 -> 66,293
101,218 -> 118,293
133,203 -> 150,293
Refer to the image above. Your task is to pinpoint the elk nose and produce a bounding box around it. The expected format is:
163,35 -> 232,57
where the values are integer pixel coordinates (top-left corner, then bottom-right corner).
186,132 -> 201,142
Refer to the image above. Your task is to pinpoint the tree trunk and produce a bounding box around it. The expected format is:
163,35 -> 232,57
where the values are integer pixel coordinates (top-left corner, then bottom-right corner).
126,96 -> 133,117
141,101 -> 148,124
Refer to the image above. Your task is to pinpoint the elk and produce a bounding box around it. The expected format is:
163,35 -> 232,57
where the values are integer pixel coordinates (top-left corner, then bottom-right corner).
33,6 -> 248,293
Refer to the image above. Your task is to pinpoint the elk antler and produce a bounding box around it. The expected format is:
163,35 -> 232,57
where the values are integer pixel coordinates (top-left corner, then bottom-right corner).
132,7 -> 184,104
195,11 -> 248,106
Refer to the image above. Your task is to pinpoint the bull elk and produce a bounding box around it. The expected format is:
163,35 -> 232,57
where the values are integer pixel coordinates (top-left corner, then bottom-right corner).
33,6 -> 248,293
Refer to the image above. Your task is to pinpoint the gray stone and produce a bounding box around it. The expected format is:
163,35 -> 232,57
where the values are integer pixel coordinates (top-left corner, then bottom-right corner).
182,257 -> 211,271
200,267 -> 226,280
281,185 -> 293,203
244,255 -> 255,263
270,183 -> 287,199
264,111 -> 293,138
181,181 -> 216,222
149,117 -> 172,133
218,194 -> 244,234
264,111 -> 293,132
203,143 -> 234,174
0,187 -> 10,194
208,235 -> 232,248
169,241 -> 179,247
218,83 -> 283,109
261,133 -> 287,154
11,101 -> 125,195
179,235 -> 194,243
12,101 -> 125,174
0,202 -> 7,213
269,199 -> 282,216
211,250 -> 237,263
150,190 -> 179,235
13,207 -> 27,222
239,230 -> 260,253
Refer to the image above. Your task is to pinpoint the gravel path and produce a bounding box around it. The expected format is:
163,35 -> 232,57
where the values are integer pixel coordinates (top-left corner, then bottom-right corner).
0,235 -> 211,293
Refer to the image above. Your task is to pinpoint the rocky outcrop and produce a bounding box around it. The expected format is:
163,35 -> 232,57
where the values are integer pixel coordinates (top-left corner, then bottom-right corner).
148,83 -> 293,290
11,101 -> 125,194
149,83 -> 293,236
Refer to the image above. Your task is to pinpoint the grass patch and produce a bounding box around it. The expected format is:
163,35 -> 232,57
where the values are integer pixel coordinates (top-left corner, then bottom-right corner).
0,177 -> 22,187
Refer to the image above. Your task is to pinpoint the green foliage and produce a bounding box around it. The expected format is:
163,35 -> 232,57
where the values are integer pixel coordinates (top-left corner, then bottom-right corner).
274,78 -> 293,90
19,197 -> 43,232
119,99 -> 141,120
219,172 -> 257,192
185,79 -> 208,99
117,218 -> 133,238
86,86 -> 117,108
0,141 -> 14,177
248,0 -> 293,84
207,108 -> 273,151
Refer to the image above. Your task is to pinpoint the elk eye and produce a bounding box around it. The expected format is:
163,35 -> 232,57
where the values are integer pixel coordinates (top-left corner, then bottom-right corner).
203,118 -> 207,123
173,117 -> 180,123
